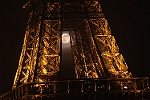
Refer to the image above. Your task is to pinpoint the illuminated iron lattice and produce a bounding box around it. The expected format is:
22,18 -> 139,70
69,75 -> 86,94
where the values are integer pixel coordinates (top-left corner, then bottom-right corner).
13,0 -> 132,89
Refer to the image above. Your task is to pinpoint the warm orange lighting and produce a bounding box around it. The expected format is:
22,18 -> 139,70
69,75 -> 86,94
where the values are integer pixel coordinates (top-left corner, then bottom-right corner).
42,68 -> 47,74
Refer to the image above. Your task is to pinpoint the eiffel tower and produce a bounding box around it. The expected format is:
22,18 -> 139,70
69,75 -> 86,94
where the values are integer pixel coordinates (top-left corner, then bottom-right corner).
0,0 -> 149,100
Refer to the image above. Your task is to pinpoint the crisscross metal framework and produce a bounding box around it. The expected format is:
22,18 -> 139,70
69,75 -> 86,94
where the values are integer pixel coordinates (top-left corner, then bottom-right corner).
13,0 -> 132,89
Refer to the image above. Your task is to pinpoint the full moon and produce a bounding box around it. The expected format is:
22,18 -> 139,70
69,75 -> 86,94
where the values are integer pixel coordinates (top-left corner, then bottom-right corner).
62,33 -> 70,43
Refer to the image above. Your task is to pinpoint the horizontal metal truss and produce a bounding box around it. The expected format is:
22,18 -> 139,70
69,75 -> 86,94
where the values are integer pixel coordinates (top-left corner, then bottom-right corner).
43,1 -> 105,20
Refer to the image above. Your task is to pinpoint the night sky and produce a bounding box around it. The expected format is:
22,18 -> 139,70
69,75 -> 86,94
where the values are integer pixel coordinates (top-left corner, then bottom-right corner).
0,0 -> 150,95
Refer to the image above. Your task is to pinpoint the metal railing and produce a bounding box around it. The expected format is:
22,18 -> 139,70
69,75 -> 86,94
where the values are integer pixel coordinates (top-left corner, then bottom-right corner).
0,77 -> 149,100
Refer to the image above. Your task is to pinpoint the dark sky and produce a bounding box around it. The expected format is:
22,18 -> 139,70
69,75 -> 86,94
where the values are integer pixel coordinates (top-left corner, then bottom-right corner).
0,0 -> 150,95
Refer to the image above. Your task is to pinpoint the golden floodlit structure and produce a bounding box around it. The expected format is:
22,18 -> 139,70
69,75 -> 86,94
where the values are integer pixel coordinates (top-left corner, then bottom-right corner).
0,0 -> 149,100
13,0 -> 132,87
